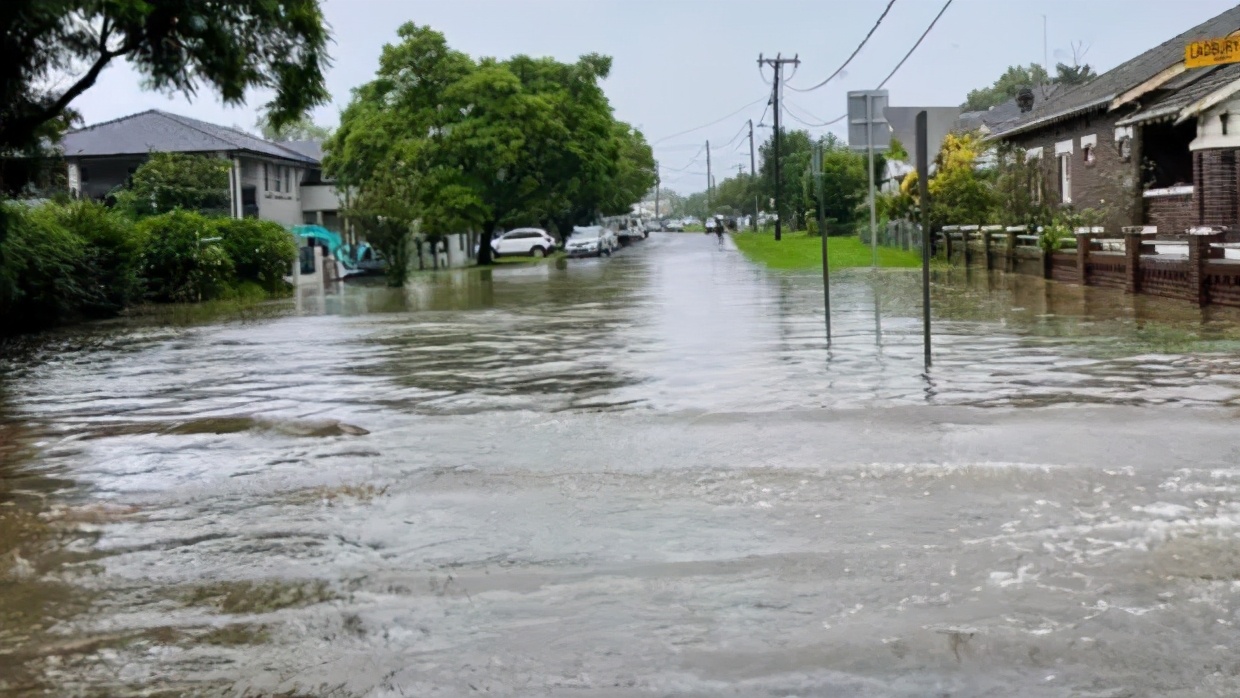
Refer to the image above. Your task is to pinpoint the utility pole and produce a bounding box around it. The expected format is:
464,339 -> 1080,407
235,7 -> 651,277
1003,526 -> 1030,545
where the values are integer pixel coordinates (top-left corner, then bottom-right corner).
705,140 -> 712,214
748,119 -> 758,231
747,119 -> 757,176
654,163 -> 660,220
759,52 -> 799,242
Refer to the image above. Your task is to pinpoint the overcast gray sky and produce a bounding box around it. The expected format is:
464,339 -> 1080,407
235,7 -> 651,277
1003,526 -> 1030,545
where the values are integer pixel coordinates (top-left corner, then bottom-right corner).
72,0 -> 1240,193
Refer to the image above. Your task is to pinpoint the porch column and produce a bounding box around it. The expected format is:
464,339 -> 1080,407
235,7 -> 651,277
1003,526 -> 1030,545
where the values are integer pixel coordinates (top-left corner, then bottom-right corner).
232,157 -> 243,219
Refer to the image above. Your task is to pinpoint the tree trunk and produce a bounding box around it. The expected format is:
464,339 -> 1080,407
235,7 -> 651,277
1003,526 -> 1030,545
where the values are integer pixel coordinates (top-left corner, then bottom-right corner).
477,220 -> 496,266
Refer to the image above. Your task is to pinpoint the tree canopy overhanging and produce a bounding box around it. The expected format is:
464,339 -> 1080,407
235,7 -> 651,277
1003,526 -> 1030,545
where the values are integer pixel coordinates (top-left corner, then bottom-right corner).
0,0 -> 331,155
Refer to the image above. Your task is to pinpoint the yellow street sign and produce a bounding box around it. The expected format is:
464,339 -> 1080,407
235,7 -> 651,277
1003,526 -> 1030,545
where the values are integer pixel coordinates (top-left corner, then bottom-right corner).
1186,36 -> 1240,69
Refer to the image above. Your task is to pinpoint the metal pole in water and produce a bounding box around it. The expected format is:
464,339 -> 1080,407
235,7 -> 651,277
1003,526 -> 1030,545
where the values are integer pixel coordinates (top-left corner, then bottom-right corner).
816,141 -> 830,345
916,110 -> 932,369
867,94 -> 878,268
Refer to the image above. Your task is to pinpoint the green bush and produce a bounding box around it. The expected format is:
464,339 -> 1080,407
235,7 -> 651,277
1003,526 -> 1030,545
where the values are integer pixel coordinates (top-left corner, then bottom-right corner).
214,218 -> 296,293
1039,222 -> 1073,252
0,203 -> 88,331
30,200 -> 145,315
138,210 -> 235,302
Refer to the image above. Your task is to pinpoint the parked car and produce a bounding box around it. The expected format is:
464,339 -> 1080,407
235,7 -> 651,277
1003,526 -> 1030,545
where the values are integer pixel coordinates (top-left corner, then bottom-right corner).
665,219 -> 684,232
492,228 -> 557,257
613,217 -> 648,243
565,226 -> 618,257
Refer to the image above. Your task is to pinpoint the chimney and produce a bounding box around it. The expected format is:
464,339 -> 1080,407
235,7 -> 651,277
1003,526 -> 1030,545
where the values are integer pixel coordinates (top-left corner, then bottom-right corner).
1016,87 -> 1035,113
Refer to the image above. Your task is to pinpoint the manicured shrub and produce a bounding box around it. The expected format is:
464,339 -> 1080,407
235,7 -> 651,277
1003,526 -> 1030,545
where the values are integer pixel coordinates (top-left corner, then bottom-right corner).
138,210 -> 235,302
214,218 -> 296,293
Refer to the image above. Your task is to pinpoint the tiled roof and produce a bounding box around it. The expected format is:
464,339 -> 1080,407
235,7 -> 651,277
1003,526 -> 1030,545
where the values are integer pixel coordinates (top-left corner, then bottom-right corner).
1115,63 -> 1240,126
958,85 -> 1061,134
279,140 -> 324,162
993,5 -> 1240,138
61,110 -> 319,164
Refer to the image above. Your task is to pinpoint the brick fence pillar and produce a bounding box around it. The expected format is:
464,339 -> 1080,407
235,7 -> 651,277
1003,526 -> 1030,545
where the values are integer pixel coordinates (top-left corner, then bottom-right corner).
1124,232 -> 1143,293
1188,233 -> 1223,307
1005,230 -> 1019,273
1076,232 -> 1094,286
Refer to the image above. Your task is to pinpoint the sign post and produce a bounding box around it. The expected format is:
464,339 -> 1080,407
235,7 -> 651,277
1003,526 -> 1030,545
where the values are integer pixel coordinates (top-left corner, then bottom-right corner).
848,90 -> 890,268
813,142 -> 831,345
916,110 -> 932,370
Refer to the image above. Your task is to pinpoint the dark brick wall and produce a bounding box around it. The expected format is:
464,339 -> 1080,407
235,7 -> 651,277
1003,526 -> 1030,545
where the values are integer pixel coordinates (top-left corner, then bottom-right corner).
1050,252 -> 1079,284
1140,259 -> 1194,302
1198,149 -> 1239,226
1205,261 -> 1240,307
1088,253 -> 1127,290
1146,193 -> 1195,234
1007,109 -> 1138,229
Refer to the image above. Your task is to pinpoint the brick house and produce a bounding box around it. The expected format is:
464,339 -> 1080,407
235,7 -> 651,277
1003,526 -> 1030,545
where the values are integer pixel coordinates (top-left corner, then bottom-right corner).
991,6 -> 1240,234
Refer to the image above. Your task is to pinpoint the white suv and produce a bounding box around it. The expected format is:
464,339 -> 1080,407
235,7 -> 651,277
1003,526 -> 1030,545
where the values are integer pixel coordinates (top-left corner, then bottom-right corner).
492,228 -> 557,257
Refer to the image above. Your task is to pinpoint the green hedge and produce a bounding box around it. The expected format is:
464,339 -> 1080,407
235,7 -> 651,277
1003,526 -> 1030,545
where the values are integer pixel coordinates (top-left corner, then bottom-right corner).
215,218 -> 298,293
0,202 -> 297,335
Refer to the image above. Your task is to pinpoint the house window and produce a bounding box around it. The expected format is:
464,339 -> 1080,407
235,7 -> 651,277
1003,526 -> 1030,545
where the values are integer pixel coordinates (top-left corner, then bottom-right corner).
1054,139 -> 1074,204
1058,154 -> 1072,204
80,167 -> 90,183
284,167 -> 291,193
1081,134 -> 1097,166
263,164 -> 269,191
1024,147 -> 1044,204
1118,138 -> 1132,162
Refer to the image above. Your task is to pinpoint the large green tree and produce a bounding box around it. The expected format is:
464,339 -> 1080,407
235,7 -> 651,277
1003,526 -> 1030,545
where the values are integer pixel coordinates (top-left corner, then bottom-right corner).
114,153 -> 232,217
325,23 -> 653,269
1,0 -> 330,155
808,133 -> 869,232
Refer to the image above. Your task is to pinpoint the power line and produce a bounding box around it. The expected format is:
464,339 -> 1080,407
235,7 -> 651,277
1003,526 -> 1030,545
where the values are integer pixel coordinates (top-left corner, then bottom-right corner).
877,0 -> 953,89
661,151 -> 706,173
715,121 -> 749,150
791,0 -> 953,129
788,0 -> 898,93
652,96 -> 767,144
784,100 -> 838,128
783,103 -> 832,129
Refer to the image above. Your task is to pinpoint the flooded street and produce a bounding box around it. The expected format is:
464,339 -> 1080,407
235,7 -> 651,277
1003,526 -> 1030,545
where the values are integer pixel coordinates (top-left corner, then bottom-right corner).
8,233 -> 1240,696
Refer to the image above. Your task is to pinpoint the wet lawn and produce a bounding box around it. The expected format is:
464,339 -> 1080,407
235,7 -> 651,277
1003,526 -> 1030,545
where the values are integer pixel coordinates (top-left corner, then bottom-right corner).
732,230 -> 922,270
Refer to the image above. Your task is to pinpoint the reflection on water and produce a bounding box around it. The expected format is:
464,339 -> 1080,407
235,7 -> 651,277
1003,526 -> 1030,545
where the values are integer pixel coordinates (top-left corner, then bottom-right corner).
5,234 -> 1240,695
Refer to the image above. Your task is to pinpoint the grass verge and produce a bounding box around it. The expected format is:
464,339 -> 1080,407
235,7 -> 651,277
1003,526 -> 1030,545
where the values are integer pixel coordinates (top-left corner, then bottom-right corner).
491,251 -> 567,265
732,230 -> 922,270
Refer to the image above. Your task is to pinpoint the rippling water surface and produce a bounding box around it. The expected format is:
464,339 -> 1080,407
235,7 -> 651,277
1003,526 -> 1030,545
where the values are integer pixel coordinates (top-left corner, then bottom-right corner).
5,233 -> 1240,696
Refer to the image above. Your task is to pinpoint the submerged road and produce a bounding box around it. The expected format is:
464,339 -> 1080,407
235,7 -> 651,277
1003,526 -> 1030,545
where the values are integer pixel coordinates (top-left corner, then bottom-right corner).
5,233 -> 1240,696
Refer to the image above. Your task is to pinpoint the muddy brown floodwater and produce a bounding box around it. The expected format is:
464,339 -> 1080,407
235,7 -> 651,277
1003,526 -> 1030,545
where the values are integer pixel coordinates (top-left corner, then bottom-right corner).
6,233 -> 1240,696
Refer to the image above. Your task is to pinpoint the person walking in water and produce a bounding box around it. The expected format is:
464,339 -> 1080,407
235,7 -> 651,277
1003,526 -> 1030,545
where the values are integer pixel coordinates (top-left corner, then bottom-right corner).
705,216 -> 723,245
